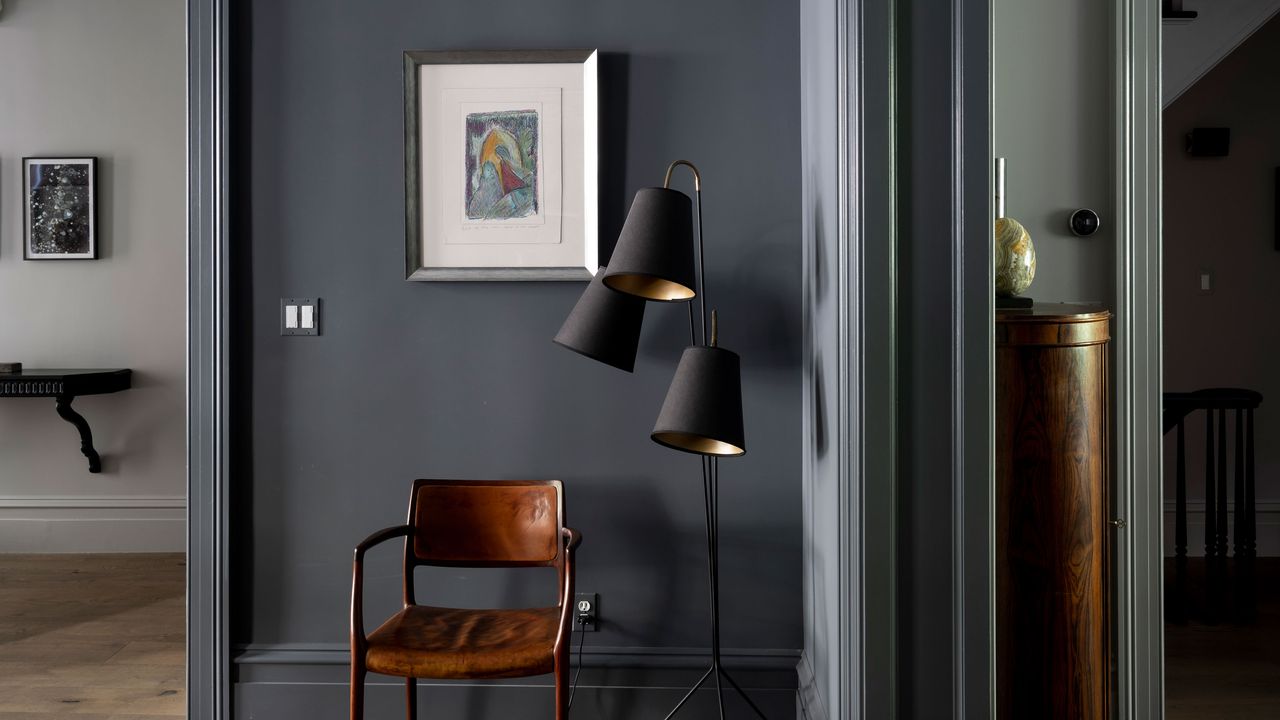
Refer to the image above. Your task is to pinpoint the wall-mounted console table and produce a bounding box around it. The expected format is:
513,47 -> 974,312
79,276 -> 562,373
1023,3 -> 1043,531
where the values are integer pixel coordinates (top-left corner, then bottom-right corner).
0,369 -> 133,473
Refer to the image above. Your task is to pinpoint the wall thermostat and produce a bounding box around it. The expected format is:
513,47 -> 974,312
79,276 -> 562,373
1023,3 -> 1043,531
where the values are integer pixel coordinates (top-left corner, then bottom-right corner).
1069,208 -> 1101,237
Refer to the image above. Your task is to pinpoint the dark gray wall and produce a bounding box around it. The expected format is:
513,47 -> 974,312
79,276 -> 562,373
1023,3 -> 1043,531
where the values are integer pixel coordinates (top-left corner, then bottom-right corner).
234,0 -> 801,714
1163,13 -> 1280,557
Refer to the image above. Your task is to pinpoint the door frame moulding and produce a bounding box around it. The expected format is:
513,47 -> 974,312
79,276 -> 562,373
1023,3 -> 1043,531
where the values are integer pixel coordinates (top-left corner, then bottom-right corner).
954,0 -> 996,715
798,0 -> 897,715
1113,0 -> 1164,717
842,0 -> 898,715
799,0 -> 994,715
188,0 -> 231,718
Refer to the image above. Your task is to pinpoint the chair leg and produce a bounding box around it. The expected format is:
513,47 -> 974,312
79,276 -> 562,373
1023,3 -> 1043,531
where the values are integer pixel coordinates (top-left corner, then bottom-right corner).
556,654 -> 570,720
350,663 -> 366,720
406,677 -> 417,720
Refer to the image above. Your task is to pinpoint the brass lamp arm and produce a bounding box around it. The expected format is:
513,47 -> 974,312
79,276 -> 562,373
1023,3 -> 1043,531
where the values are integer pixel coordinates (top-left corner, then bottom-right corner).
663,159 -> 702,192
663,160 -> 709,346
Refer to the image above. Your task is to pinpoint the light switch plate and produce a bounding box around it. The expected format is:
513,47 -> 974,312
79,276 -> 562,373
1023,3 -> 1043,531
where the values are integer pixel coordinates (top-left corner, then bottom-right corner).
281,298 -> 320,336
1198,269 -> 1213,295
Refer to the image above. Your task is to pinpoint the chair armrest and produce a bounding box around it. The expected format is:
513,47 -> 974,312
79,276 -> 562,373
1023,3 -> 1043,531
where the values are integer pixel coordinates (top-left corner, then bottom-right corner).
555,527 -> 584,654
351,525 -> 412,648
356,524 -> 412,558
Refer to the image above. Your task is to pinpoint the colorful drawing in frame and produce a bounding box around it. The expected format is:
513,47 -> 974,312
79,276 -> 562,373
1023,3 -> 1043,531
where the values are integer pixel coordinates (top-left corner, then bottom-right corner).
465,109 -> 539,221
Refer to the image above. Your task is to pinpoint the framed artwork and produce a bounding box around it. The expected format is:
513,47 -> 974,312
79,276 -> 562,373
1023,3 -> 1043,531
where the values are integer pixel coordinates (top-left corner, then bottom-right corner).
404,50 -> 598,281
23,157 -> 98,260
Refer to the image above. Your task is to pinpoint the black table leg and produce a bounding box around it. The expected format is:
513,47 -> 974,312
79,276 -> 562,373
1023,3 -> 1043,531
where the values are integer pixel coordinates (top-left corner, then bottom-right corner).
1217,408 -> 1228,558
1205,410 -> 1218,623
1244,408 -> 1257,622
55,394 -> 102,473
1171,419 -> 1187,624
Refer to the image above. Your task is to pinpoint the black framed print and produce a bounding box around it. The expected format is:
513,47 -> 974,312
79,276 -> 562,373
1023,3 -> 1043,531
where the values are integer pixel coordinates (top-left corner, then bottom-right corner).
23,157 -> 98,260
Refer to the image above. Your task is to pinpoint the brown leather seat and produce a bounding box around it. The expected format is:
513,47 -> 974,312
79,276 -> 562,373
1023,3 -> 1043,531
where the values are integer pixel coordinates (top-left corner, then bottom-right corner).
350,480 -> 581,720
365,605 -> 559,679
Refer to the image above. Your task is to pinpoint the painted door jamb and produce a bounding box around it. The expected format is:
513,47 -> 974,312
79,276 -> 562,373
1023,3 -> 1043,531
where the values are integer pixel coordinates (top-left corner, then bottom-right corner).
1113,0 -> 1165,717
188,0 -> 231,718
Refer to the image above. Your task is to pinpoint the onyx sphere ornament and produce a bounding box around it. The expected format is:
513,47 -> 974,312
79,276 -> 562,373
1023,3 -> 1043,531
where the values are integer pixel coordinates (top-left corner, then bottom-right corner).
995,216 -> 1036,297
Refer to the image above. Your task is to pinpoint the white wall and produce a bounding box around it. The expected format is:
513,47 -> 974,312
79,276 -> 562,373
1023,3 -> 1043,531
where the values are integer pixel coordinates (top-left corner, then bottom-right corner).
0,0 -> 186,552
993,0 -> 1114,307
1163,0 -> 1280,108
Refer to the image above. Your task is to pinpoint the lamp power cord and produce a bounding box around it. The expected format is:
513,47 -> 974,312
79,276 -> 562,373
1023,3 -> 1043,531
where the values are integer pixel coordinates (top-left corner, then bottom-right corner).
567,615 -> 588,711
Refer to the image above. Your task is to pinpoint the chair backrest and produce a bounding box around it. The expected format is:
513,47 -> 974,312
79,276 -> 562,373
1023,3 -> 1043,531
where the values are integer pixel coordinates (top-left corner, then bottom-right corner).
406,479 -> 564,568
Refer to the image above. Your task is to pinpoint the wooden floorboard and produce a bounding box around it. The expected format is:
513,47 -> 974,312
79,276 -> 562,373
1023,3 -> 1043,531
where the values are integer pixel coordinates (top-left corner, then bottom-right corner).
0,554 -> 184,719
4,552 -> 1273,718
1166,557 -> 1280,719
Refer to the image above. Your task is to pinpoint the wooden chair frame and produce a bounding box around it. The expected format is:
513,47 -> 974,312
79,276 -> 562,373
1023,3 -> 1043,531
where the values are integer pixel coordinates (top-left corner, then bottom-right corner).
350,479 -> 582,719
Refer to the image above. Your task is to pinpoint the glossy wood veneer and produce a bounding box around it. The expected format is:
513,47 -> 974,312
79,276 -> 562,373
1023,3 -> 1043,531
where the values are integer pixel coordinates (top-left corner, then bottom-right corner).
996,304 -> 1111,720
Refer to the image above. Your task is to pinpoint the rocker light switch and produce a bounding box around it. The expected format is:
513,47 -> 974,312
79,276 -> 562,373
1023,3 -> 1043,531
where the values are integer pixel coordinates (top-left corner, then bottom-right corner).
281,298 -> 320,336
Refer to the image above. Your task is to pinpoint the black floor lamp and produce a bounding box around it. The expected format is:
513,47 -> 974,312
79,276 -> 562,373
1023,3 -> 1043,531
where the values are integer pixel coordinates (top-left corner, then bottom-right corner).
554,161 -> 767,719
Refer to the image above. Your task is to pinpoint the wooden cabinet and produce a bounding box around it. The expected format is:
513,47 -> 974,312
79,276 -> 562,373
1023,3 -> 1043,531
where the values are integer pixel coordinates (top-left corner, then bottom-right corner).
996,304 -> 1111,720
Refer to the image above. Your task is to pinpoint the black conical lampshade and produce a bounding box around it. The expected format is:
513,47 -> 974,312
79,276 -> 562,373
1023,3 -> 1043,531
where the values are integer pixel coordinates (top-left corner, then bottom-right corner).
651,345 -> 745,456
603,187 -> 697,302
553,267 -> 646,372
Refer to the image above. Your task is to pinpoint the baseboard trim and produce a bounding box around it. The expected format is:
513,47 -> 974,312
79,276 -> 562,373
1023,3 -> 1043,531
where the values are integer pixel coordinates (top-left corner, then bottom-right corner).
234,642 -> 800,673
0,496 -> 185,552
1162,500 -> 1280,557
234,643 -> 801,718
0,495 -> 186,508
796,650 -> 829,720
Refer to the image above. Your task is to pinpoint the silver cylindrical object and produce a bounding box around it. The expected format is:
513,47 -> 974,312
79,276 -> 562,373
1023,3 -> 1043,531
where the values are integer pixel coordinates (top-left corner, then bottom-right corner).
995,157 -> 1006,219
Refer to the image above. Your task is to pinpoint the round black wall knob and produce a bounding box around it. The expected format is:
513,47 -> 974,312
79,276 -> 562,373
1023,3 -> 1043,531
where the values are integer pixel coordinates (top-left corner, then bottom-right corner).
1070,208 -> 1101,237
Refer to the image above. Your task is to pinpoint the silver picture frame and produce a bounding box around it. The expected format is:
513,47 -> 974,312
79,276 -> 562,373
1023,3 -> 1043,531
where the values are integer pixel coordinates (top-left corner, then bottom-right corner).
404,49 -> 598,281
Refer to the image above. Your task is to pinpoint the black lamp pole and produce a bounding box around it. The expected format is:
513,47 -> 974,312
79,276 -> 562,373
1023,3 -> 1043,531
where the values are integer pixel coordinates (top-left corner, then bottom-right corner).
555,160 -> 766,719
652,164 -> 765,720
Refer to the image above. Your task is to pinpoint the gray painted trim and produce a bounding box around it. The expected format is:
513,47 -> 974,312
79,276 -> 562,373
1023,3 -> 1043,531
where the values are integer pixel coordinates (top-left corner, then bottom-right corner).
188,0 -> 230,718
234,643 -> 800,673
845,0 -> 898,717
804,0 -> 898,717
1114,0 -> 1165,717
806,0 -> 993,716
954,0 -> 995,715
796,651 -> 829,720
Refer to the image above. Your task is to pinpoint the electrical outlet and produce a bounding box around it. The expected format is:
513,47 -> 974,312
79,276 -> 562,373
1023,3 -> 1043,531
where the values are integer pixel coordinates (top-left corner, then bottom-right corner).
574,592 -> 599,632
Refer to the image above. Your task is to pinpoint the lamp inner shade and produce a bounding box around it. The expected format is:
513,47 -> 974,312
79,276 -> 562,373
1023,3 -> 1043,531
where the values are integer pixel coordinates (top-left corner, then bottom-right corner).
602,273 -> 695,301
650,431 -> 744,457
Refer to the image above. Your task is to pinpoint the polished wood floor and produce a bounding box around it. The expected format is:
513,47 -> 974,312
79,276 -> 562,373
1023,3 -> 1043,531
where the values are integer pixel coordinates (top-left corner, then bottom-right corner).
0,553 -> 185,719
1166,557 -> 1280,719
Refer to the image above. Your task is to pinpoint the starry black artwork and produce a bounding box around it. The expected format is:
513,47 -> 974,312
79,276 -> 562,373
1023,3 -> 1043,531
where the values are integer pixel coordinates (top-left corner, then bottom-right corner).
25,158 -> 97,259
